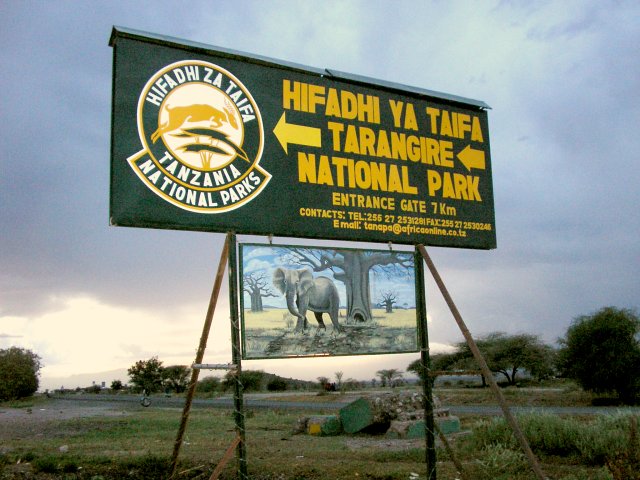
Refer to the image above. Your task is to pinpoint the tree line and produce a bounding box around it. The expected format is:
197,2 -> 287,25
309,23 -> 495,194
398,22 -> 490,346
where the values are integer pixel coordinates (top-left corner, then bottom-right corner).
1,306 -> 638,402
125,360 -> 318,395
407,306 -> 640,403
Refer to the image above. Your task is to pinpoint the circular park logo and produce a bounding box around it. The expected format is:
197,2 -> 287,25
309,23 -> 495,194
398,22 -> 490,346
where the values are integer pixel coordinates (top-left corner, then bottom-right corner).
127,60 -> 270,213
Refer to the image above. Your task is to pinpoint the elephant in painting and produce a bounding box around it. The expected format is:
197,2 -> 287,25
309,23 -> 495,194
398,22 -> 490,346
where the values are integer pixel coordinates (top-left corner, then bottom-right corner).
273,267 -> 342,333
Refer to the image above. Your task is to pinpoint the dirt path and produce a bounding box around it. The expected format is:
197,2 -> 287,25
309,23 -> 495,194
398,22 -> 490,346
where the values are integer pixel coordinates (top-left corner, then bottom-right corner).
0,398 -> 131,442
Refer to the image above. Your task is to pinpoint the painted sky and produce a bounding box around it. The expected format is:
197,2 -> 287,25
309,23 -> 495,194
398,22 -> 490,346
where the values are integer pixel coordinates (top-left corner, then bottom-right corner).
241,245 -> 416,310
1,1 -> 639,390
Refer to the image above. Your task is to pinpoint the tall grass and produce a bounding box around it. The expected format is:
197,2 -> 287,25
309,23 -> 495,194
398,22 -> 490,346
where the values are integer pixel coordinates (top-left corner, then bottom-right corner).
469,412 -> 638,465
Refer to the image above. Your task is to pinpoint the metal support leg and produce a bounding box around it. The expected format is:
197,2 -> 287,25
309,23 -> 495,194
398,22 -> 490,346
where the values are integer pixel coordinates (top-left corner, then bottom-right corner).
227,233 -> 248,479
415,247 -> 437,479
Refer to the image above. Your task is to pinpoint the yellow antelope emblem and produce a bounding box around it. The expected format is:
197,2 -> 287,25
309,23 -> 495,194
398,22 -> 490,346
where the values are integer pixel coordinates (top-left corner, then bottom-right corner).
151,103 -> 238,143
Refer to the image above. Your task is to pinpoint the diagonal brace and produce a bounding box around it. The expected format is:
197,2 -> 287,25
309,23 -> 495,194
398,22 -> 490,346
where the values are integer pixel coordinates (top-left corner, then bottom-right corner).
417,244 -> 547,480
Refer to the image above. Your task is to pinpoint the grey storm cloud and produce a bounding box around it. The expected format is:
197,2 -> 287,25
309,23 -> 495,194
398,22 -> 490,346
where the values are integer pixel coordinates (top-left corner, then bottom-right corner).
1,0 -> 638,358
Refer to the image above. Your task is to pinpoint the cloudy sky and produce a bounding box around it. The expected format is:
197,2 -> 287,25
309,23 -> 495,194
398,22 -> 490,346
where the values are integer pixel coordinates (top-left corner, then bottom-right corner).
1,1 -> 638,390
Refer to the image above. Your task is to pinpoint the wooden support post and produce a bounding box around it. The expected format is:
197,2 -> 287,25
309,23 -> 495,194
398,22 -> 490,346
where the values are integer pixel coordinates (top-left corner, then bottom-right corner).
434,421 -> 469,480
169,234 -> 231,479
417,244 -> 547,480
208,436 -> 242,480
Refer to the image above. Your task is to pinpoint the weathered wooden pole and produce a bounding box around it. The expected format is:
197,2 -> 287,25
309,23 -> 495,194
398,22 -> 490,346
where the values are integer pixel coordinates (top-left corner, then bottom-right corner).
169,233 -> 231,479
417,244 -> 547,480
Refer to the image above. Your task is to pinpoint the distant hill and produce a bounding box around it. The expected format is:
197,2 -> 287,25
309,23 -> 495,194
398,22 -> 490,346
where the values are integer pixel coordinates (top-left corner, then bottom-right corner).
260,371 -> 317,390
40,368 -> 129,392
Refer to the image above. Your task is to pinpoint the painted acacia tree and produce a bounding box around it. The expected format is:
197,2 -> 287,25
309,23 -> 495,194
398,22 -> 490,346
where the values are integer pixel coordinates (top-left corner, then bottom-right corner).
278,247 -> 413,323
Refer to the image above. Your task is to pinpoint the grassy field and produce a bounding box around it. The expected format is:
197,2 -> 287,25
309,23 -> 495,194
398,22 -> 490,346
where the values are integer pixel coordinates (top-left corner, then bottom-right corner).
435,381 -> 596,407
1,385 -> 639,479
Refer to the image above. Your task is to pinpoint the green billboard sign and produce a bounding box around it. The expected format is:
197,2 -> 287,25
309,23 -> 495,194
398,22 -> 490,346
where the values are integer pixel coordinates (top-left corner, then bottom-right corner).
109,27 -> 496,249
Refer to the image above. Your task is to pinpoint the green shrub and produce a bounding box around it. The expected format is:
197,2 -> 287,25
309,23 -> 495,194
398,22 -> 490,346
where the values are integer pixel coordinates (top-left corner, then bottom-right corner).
120,454 -> 171,479
32,456 -> 60,473
197,376 -> 221,393
21,451 -> 36,462
61,459 -> 80,473
85,384 -> 102,394
0,347 -> 42,400
223,370 -> 266,391
267,378 -> 288,391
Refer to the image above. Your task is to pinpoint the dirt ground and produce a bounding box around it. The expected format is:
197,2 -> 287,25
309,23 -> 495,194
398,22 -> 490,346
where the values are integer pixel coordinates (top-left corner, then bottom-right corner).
1,397 -> 438,479
0,398 -> 130,443
1,399 -> 138,478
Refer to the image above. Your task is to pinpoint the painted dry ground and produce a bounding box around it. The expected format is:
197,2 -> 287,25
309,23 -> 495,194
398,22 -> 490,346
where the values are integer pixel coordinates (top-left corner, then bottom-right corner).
242,308 -> 418,358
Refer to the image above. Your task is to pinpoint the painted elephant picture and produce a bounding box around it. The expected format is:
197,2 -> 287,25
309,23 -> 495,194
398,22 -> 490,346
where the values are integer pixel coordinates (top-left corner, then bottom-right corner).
272,267 -> 342,333
239,243 -> 419,359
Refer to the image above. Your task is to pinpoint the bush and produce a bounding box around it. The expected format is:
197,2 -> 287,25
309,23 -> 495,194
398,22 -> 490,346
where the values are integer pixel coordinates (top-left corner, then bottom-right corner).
0,347 -> 42,400
197,376 -> 221,393
128,357 -> 164,393
224,370 -> 265,391
267,378 -> 288,391
121,454 -> 171,479
558,307 -> 640,403
32,456 -> 59,473
85,384 -> 102,394
163,365 -> 189,393
111,379 -> 124,391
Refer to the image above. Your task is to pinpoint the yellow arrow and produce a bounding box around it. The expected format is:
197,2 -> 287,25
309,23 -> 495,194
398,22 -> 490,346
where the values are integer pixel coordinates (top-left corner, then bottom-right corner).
273,112 -> 321,154
457,145 -> 486,171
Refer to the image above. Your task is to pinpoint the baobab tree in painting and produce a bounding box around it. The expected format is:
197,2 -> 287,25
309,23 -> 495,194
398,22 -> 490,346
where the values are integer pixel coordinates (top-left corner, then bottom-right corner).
243,271 -> 277,312
277,247 -> 413,323
379,291 -> 398,313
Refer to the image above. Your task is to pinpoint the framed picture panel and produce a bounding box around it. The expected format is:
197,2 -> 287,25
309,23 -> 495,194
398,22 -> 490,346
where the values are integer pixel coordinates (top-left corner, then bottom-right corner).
240,243 -> 419,359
